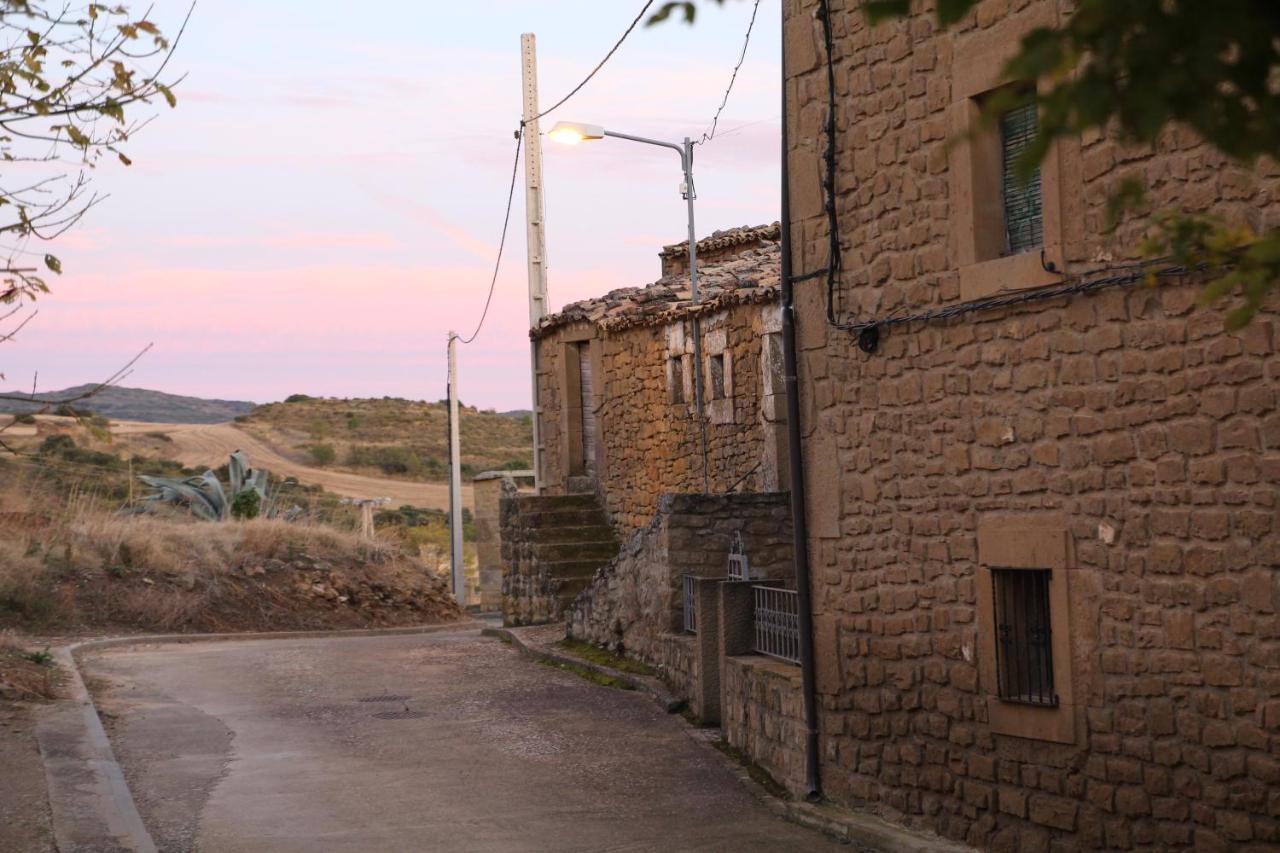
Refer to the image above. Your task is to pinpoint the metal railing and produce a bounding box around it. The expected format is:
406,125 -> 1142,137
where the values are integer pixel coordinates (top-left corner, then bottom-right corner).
752,585 -> 800,664
683,574 -> 697,634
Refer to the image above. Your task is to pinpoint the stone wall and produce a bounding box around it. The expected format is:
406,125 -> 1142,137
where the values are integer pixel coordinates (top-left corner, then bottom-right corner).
535,302 -> 788,536
783,0 -> 1280,848
473,472 -> 520,612
568,493 -> 795,693
722,656 -> 809,797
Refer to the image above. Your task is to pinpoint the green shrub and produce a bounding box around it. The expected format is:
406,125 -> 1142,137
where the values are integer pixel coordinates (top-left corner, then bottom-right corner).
285,394 -> 313,404
308,443 -> 336,466
230,488 -> 261,520
38,434 -> 77,456
13,413 -> 35,425
346,445 -> 422,476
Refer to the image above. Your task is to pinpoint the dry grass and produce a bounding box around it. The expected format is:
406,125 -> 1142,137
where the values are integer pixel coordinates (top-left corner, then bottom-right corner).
238,396 -> 532,482
0,630 -> 60,702
0,467 -> 464,635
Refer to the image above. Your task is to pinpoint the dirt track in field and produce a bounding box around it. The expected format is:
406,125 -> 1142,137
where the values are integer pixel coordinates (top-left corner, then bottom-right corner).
110,420 -> 470,510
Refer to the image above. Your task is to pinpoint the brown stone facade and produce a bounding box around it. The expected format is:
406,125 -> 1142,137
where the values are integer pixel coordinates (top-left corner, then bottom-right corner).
533,240 -> 788,536
782,0 -> 1280,849
568,492 -> 796,709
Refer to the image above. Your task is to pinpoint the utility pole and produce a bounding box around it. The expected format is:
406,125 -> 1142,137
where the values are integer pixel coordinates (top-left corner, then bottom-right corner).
521,33 -> 549,493
447,332 -> 466,606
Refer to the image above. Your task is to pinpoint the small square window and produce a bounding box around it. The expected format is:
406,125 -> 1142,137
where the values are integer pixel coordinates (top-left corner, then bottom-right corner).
991,568 -> 1057,707
999,101 -> 1043,255
709,354 -> 726,401
670,356 -> 685,404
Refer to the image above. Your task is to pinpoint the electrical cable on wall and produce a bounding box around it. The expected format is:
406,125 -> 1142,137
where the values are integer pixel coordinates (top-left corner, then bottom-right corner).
805,0 -> 1199,355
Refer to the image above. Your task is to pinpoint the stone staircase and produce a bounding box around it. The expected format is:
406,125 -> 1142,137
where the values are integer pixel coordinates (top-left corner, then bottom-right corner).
499,493 -> 620,626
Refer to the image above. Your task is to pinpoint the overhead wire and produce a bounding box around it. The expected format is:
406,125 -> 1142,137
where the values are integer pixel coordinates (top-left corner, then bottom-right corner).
696,0 -> 764,145
454,0 -> 656,345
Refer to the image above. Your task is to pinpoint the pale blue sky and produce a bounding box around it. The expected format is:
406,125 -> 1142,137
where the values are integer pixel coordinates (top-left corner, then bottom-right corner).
3,0 -> 780,408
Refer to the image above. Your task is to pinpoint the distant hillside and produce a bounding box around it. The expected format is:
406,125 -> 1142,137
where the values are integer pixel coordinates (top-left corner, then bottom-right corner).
0,385 -> 255,424
239,396 -> 533,482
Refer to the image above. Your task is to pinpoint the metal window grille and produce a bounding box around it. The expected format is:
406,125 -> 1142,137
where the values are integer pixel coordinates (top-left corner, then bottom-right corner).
728,531 -> 750,581
683,573 -> 697,634
1000,101 -> 1043,255
991,568 -> 1058,707
752,585 -> 800,664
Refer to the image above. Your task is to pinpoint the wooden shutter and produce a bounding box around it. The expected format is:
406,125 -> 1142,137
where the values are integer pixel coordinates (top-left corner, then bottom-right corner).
1000,101 -> 1043,255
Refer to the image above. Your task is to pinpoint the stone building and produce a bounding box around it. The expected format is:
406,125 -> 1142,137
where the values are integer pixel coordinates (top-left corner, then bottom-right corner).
770,0 -> 1280,849
500,225 -> 793,627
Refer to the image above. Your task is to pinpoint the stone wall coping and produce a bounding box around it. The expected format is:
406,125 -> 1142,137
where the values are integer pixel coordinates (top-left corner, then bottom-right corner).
726,653 -> 804,682
473,469 -> 535,482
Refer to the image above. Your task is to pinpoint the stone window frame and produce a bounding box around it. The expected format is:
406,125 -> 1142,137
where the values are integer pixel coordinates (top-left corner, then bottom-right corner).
702,324 -> 734,425
666,323 -> 694,411
558,324 -> 601,479
975,517 -> 1079,745
948,5 -> 1073,302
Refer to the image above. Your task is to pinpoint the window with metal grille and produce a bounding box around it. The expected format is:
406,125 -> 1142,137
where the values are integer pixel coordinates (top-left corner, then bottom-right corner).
670,356 -> 685,404
991,568 -> 1058,707
1000,101 -> 1043,255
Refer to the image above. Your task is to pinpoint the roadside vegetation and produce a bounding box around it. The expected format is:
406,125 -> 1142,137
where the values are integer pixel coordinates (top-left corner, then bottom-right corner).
0,445 -> 466,637
237,396 -> 533,483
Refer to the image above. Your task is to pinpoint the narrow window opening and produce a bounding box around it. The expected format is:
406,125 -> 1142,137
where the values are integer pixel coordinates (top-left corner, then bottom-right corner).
991,568 -> 1057,707
709,354 -> 726,401
1000,100 -> 1044,255
670,356 -> 685,404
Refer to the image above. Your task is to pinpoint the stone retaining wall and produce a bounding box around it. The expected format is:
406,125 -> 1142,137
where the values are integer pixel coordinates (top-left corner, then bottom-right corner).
567,493 -> 795,694
723,656 -> 808,798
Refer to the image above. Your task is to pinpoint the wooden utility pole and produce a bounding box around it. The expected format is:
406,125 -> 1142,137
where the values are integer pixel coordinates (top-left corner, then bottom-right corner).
447,332 -> 466,606
521,33 -> 549,493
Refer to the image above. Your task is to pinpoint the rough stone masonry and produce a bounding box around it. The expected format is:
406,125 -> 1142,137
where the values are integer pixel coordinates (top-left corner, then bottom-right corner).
782,0 -> 1280,850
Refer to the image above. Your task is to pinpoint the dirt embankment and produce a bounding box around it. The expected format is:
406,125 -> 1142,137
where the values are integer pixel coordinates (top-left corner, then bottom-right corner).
110,420 -> 473,511
0,509 -> 465,636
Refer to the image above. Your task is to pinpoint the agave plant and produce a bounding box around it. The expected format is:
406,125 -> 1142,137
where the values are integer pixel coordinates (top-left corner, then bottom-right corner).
138,451 -> 277,521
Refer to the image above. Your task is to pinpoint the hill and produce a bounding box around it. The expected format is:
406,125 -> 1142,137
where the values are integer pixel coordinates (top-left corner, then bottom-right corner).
0,385 -> 255,424
237,396 -> 533,482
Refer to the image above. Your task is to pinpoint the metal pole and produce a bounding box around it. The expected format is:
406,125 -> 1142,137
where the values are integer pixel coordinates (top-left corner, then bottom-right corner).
447,332 -> 466,606
779,16 -> 820,799
520,33 -> 549,493
683,138 -> 710,493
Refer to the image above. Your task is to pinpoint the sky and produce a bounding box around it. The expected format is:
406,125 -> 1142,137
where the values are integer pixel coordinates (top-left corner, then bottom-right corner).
0,0 -> 780,410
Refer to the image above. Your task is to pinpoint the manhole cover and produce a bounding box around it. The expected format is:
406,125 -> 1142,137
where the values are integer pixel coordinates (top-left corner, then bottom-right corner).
372,710 -> 427,720
357,695 -> 410,703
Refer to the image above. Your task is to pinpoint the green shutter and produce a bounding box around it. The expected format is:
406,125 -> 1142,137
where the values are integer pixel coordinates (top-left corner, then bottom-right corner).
1000,102 -> 1043,255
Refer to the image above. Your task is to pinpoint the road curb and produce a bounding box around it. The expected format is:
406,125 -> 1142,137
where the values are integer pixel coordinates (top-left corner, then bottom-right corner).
481,626 -> 683,712
485,626 -> 973,853
38,619 -> 486,853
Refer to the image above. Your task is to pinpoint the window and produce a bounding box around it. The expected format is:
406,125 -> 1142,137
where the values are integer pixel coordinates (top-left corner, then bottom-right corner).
709,354 -> 726,401
948,4 -> 1073,302
991,568 -> 1057,707
670,356 -> 685,404
999,102 -> 1043,255
976,517 -> 1078,744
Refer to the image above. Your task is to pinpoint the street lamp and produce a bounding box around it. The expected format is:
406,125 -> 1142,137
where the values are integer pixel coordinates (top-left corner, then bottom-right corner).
548,120 -> 710,491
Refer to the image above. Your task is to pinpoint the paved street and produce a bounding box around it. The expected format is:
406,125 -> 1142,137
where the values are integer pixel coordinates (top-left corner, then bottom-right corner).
82,629 -> 842,852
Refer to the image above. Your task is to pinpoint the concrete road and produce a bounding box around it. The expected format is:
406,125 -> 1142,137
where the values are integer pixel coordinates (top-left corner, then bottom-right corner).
82,629 -> 842,852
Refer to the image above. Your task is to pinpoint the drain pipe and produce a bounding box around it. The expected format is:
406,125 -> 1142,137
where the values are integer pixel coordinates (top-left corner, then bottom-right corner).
780,3 -> 822,802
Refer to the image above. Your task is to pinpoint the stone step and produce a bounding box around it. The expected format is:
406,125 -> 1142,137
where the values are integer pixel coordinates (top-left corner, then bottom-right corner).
556,575 -> 596,602
524,524 -> 616,545
542,558 -> 609,579
532,540 -> 618,563
519,508 -> 611,529
511,494 -> 600,513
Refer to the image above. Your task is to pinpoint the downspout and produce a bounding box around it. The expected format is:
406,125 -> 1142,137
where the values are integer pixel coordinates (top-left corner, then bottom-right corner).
780,1 -> 821,801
